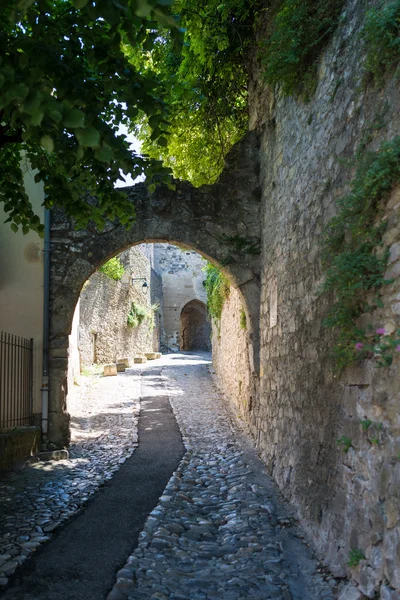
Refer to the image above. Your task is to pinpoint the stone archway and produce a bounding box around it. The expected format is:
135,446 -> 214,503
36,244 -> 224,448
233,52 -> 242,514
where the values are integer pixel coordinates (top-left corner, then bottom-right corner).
48,132 -> 261,447
180,300 -> 211,351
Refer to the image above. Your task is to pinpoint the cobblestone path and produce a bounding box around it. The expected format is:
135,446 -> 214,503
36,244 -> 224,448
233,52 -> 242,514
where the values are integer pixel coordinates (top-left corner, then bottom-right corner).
0,368 -> 141,588
109,354 -> 339,600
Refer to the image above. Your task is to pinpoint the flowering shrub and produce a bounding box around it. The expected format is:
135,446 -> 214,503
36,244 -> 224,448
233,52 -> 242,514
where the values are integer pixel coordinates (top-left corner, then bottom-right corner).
354,328 -> 400,367
321,137 -> 400,369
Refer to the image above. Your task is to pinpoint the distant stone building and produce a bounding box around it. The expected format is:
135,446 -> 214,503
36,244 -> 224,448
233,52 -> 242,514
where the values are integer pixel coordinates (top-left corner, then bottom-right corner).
72,243 -> 210,370
145,243 -> 211,352
70,246 -> 163,370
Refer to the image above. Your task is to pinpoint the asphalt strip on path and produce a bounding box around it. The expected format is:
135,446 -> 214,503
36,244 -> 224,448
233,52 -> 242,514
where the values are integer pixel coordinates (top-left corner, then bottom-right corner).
1,368 -> 185,600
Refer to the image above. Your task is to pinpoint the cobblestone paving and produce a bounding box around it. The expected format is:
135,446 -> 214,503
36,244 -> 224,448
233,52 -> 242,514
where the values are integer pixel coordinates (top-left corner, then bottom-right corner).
0,368 -> 141,588
109,353 -> 340,600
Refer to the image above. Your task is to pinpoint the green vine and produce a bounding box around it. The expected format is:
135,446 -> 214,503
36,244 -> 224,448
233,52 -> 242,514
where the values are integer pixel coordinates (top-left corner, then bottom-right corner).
259,0 -> 345,98
203,263 -> 230,324
321,136 -> 400,370
348,549 -> 366,568
99,257 -> 125,281
362,0 -> 400,87
127,302 -> 159,330
337,435 -> 352,453
240,308 -> 247,330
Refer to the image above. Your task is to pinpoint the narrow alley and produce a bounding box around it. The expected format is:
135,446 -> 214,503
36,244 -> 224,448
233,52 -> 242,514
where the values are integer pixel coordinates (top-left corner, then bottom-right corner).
1,354 -> 339,600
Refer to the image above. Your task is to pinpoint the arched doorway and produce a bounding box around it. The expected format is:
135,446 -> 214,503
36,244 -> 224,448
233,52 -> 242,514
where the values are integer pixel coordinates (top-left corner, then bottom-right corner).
180,300 -> 211,351
47,132 -> 261,446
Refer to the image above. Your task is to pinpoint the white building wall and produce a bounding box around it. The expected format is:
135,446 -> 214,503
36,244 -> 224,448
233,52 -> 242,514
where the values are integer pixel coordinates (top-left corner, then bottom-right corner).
0,166 -> 45,418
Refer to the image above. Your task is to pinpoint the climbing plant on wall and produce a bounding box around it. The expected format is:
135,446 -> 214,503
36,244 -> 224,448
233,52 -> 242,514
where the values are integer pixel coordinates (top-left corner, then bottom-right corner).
203,263 -> 230,323
321,136 -> 400,369
362,0 -> 400,86
99,257 -> 125,281
127,302 -> 159,329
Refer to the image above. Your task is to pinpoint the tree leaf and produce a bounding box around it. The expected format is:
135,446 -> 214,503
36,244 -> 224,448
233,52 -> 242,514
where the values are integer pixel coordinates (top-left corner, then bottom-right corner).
64,109 -> 86,129
75,127 -> 101,148
40,135 -> 54,153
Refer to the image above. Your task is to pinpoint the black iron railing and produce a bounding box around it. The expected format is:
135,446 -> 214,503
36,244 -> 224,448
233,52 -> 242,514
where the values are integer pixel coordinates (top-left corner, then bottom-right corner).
0,332 -> 33,429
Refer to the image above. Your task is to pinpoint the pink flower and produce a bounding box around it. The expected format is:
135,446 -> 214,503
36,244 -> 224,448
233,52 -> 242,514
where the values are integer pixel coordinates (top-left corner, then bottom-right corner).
355,343 -> 364,350
376,328 -> 386,335
396,345 -> 400,352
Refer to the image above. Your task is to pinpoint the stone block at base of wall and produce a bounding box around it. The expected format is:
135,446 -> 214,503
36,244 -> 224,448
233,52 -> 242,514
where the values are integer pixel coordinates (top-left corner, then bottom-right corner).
116,362 -> 126,372
104,364 -> 117,376
118,358 -> 130,367
0,427 -> 40,471
145,352 -> 157,360
134,356 -> 147,364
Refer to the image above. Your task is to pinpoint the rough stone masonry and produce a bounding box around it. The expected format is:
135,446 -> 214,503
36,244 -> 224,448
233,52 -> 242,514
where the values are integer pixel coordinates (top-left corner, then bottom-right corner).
46,0 -> 399,597
213,0 -> 400,597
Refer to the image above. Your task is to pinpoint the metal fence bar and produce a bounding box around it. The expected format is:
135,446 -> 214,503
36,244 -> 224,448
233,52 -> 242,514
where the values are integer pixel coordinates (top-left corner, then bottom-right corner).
0,332 -> 34,429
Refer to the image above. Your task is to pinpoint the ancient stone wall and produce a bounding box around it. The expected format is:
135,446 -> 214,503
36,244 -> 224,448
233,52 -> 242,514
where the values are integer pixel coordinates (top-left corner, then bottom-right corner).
47,137 -> 261,447
152,244 -> 209,350
240,0 -> 400,595
180,300 -> 211,351
212,288 -> 250,419
78,246 -> 162,364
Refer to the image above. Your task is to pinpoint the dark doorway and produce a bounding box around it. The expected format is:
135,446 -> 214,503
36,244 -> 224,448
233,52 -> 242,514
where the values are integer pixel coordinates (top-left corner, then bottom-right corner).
180,300 -> 211,351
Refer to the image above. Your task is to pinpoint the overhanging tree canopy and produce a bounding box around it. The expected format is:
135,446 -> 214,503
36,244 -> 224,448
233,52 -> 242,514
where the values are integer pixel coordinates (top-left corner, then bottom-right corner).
0,0 -> 181,234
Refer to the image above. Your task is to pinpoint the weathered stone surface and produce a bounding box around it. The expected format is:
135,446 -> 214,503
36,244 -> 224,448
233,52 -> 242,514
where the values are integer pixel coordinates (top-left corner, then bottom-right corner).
144,353 -> 158,360
35,450 -> 69,461
116,363 -> 126,373
104,364 -> 117,376
0,428 -> 40,471
338,584 -> 364,600
118,358 -> 131,368
381,584 -> 400,600
48,130 -> 261,449
212,0 -> 400,595
152,244 -> 209,352
78,247 -> 162,366
133,357 -> 147,364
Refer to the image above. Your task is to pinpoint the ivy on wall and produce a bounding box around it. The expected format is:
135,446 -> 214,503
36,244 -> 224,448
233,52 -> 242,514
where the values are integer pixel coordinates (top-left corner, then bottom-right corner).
203,263 -> 230,324
259,0 -> 345,98
321,137 -> 400,369
127,302 -> 159,330
99,257 -> 125,281
362,0 -> 400,86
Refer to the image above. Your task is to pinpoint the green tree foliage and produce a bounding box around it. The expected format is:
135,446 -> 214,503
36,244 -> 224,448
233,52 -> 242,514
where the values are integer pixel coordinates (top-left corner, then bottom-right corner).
362,1 -> 400,86
260,0 -> 345,97
203,263 -> 230,323
131,0 -> 257,186
0,0 -> 180,235
99,257 -> 125,281
133,0 -> 346,184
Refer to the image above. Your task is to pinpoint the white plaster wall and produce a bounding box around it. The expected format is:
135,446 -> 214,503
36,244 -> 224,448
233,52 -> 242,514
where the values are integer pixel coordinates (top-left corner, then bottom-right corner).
0,166 -> 45,418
